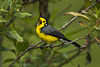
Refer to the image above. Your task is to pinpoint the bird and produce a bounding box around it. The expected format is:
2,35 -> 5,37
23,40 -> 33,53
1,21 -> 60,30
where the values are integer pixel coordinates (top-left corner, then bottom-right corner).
36,16 -> 80,48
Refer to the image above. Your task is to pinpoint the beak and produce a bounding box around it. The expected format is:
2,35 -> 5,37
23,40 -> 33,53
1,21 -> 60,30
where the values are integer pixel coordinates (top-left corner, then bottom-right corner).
37,20 -> 41,25
37,22 -> 39,25
37,20 -> 40,25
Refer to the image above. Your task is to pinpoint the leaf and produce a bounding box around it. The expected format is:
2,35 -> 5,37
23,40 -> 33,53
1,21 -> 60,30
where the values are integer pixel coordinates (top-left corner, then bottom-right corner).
4,27 -> 23,42
94,7 -> 100,18
93,26 -> 99,30
10,49 -> 16,54
78,21 -> 88,28
4,58 -> 14,63
95,36 -> 100,46
0,19 -> 6,23
67,12 -> 90,21
0,9 -> 9,12
93,19 -> 100,30
15,12 -> 32,18
0,16 -> 8,23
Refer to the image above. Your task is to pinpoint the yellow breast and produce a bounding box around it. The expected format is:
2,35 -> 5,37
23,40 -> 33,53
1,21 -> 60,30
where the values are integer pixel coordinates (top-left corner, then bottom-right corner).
36,26 -> 58,43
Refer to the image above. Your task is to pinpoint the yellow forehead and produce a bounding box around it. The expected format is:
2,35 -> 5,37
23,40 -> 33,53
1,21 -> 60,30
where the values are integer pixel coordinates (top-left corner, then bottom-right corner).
40,17 -> 46,21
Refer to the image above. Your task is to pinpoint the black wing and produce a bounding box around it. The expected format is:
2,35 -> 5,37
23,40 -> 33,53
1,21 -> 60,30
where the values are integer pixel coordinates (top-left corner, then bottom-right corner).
41,25 -> 66,39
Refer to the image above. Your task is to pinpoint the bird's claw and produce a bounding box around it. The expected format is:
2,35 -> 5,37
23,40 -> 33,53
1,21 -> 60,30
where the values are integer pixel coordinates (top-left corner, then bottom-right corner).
49,44 -> 53,49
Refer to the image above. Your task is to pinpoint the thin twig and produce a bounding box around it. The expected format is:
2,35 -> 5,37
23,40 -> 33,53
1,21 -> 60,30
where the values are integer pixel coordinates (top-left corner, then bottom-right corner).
83,1 -> 98,12
5,19 -> 15,27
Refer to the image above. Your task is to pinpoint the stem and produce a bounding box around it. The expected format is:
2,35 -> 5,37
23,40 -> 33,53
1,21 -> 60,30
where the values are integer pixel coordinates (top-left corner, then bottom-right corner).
8,0 -> 16,18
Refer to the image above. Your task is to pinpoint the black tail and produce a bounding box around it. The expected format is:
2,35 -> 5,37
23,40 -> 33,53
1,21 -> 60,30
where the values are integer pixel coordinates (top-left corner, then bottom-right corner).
63,38 -> 81,48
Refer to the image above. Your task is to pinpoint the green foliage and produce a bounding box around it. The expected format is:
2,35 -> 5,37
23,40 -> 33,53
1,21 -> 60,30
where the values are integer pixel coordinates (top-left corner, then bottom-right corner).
0,0 -> 32,42
0,0 -> 32,66
0,0 -> 100,67
4,27 -> 23,42
15,12 -> 32,18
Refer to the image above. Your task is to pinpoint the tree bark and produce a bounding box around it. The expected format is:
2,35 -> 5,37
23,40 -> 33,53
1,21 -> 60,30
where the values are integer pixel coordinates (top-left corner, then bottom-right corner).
39,0 -> 50,21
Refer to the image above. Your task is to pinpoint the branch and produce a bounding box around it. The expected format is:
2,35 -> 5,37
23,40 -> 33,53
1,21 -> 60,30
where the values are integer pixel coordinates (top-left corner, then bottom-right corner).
5,19 -> 15,27
58,1 -> 98,31
57,35 -> 92,67
39,0 -> 50,19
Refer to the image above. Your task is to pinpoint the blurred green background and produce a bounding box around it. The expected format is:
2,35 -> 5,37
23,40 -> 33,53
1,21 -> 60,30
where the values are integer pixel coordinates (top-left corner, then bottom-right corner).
0,0 -> 100,67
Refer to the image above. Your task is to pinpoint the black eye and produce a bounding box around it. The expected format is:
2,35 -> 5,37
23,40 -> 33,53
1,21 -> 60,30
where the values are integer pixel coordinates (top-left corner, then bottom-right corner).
43,21 -> 45,22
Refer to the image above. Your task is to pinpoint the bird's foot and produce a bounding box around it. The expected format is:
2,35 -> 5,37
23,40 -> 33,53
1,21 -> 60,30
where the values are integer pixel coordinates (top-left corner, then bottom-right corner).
40,43 -> 47,49
49,44 -> 53,49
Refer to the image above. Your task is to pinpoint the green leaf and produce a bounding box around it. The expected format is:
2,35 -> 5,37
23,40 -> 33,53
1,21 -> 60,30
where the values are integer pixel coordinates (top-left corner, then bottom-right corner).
94,7 -> 100,18
0,19 -> 6,23
10,49 -> 16,54
0,16 -> 7,23
0,9 -> 9,12
15,12 -> 32,18
4,27 -> 24,42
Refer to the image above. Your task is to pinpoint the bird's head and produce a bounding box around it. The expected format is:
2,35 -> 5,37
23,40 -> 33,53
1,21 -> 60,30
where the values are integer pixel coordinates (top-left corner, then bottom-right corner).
37,17 -> 47,26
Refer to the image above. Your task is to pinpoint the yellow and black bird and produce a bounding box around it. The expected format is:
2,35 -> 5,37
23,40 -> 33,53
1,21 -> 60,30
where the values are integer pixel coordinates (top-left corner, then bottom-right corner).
36,16 -> 80,48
